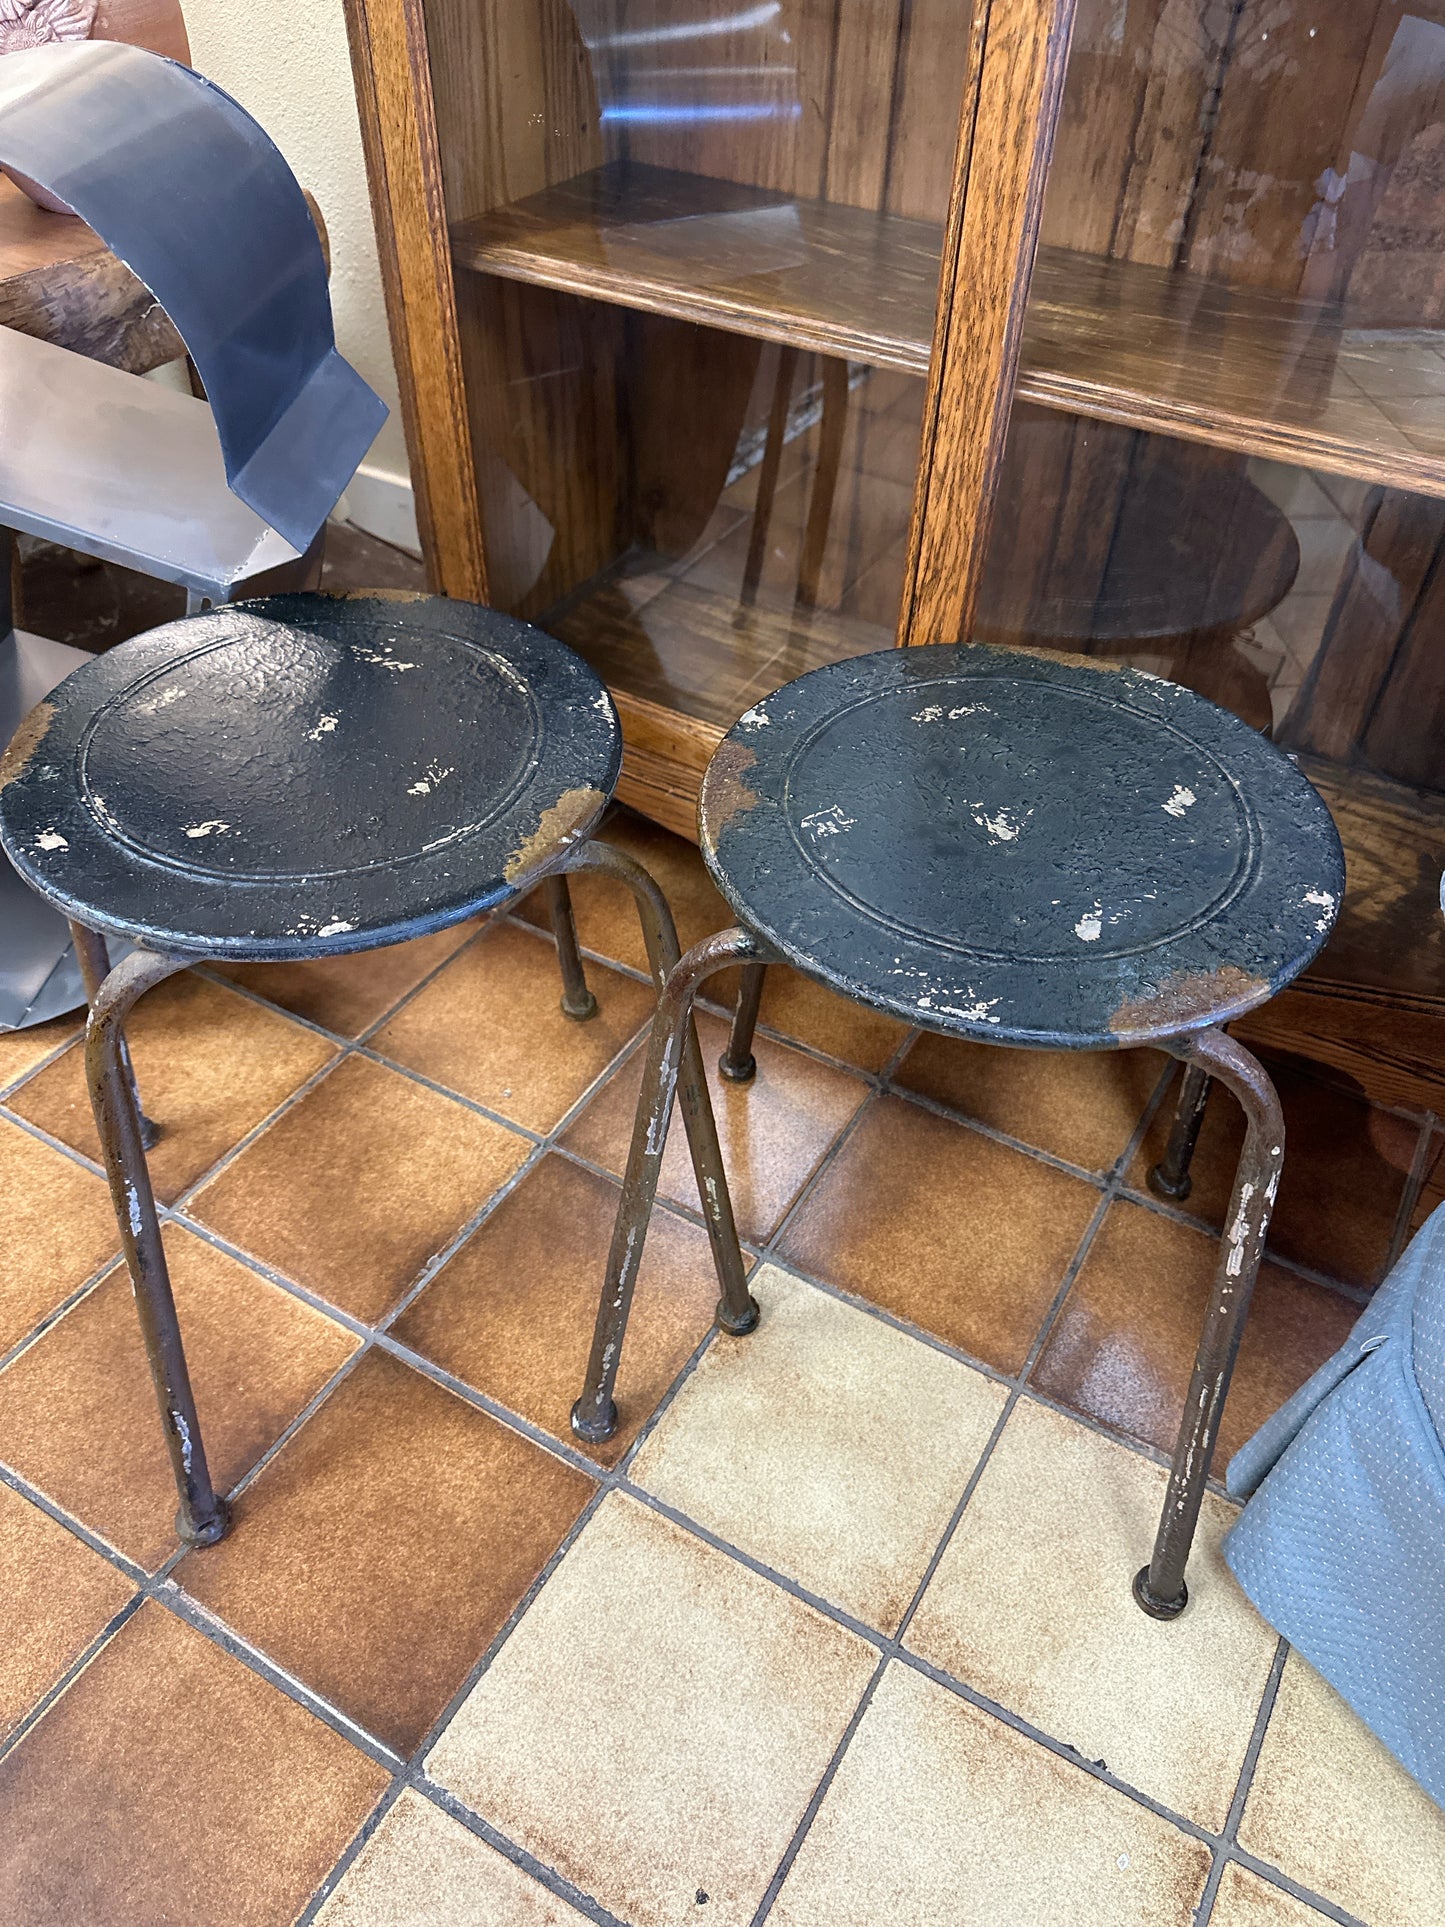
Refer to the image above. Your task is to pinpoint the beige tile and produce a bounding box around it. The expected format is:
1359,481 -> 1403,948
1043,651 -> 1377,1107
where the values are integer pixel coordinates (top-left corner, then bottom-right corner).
427,1492 -> 876,1927
1239,1653 -> 1445,1926
632,1267 -> 1006,1632
906,1399 -> 1276,1828
771,1663 -> 1210,1927
1210,1864 -> 1336,1927
315,1790 -> 585,1925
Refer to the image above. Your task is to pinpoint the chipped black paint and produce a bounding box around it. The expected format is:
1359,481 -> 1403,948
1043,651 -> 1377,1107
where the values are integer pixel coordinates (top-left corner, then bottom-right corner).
700,645 -> 1344,1050
0,594 -> 621,961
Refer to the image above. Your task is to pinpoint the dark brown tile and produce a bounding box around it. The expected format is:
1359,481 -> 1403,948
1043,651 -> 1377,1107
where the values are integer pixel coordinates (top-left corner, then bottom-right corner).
755,965 -> 911,1074
0,1602 -> 387,1926
517,808 -> 734,976
565,1009 -> 868,1243
0,1010 -> 81,1095
895,1037 -> 1167,1172
394,1154 -> 722,1465
10,971 -> 337,1201
1033,1198 -> 1360,1472
1130,1061 -> 1418,1289
777,1094 -> 1100,1372
190,1053 -> 529,1325
213,917 -> 485,1038
181,1349 -> 595,1753
0,1118 -> 117,1354
0,1480 -> 134,1742
0,1225 -> 358,1568
372,921 -> 656,1132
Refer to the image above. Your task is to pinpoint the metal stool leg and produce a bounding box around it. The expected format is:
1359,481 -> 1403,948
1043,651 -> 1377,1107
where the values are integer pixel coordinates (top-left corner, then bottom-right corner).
1148,1063 -> 1212,1201
85,944 -> 230,1548
559,842 -> 759,1347
1134,1028 -> 1283,1619
543,874 -> 598,1022
69,920 -> 161,1150
719,960 -> 766,1083
570,924 -> 765,1444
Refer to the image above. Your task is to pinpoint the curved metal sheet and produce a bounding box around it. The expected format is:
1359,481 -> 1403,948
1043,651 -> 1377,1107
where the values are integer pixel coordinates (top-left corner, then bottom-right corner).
0,40 -> 386,550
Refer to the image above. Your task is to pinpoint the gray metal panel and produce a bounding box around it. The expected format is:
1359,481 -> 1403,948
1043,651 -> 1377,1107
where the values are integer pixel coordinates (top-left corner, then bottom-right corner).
0,324 -> 300,597
0,40 -> 387,551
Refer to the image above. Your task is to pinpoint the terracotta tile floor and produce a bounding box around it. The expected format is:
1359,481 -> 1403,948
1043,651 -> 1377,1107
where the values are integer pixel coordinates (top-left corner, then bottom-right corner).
2,808 -> 1441,1924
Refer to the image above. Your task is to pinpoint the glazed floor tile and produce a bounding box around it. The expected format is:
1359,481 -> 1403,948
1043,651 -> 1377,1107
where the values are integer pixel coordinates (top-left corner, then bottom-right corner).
631,1265 -> 1006,1631
1238,1652 -> 1445,1926
770,1663 -> 1211,1927
0,1603 -> 387,1927
314,1789 -> 585,1925
905,1398 -> 1278,1829
426,1492 -> 876,1927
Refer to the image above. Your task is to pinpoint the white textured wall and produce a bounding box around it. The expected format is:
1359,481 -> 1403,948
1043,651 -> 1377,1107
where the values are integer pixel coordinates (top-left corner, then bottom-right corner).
182,0 -> 411,485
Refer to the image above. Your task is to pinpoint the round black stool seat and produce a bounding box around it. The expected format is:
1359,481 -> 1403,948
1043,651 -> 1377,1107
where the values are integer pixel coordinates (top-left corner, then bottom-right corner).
699,644 -> 1343,1049
0,593 -> 620,960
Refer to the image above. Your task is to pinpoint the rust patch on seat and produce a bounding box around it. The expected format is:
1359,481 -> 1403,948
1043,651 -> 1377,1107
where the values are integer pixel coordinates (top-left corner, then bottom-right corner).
1112,963 -> 1268,1039
989,642 -> 1128,675
504,785 -> 605,883
0,701 -> 54,790
702,740 -> 759,849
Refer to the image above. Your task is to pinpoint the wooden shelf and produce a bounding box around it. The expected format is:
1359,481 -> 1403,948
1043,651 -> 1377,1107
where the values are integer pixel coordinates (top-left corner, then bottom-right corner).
451,161 -> 944,377
453,161 -> 1445,498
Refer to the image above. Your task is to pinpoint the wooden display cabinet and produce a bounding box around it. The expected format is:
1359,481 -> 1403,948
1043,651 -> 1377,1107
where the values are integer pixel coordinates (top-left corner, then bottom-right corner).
345,0 -> 1445,1114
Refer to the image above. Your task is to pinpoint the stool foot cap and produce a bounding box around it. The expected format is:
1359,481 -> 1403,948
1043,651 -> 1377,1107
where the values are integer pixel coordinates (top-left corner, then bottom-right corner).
1133,1565 -> 1188,1620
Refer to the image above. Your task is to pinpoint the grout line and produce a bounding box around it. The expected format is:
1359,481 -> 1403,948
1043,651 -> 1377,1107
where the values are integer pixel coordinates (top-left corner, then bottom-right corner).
0,1022 -> 85,1103
0,1591 -> 147,1768
0,1249 -> 121,1378
749,1656 -> 889,1926
0,925 -> 1397,1924
1192,1639 -> 1289,1924
291,1780 -> 410,1927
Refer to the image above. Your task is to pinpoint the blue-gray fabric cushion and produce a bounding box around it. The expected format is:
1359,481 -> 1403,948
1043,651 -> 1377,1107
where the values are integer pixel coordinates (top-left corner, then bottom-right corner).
1225,1202 -> 1445,1808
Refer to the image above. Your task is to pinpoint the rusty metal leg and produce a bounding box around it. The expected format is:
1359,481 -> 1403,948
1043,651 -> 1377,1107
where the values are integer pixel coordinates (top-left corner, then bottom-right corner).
1148,1063 -> 1212,1201
86,945 -> 230,1547
69,920 -> 161,1151
1134,1029 -> 1283,1620
720,960 -> 766,1083
569,924 -> 766,1445
543,873 -> 598,1022
559,843 -> 760,1351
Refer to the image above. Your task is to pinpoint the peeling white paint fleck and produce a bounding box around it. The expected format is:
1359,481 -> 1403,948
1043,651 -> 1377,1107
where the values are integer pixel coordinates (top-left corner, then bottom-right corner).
174,1410 -> 194,1475
137,685 -> 186,715
1075,904 -> 1104,942
126,1184 -> 144,1237
35,827 -> 68,851
737,704 -> 771,729
1303,888 -> 1336,933
949,702 -> 988,718
318,919 -> 355,937
1162,785 -> 1196,818
308,714 -> 339,741
912,705 -> 944,723
184,820 -> 229,839
801,804 -> 856,839
969,803 -> 1031,843
353,646 -> 419,670
407,762 -> 454,796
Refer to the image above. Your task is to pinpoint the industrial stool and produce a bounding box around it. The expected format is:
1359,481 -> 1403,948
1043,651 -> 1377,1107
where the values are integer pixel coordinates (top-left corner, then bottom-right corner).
572,643 -> 1345,1619
0,591 -> 753,1547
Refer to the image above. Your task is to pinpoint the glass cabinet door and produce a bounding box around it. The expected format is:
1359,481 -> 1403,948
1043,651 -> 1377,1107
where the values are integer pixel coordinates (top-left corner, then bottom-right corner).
983,0 -> 1445,1112
419,0 -> 975,742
